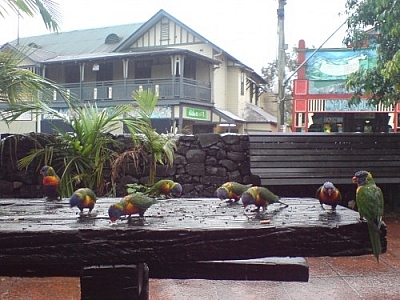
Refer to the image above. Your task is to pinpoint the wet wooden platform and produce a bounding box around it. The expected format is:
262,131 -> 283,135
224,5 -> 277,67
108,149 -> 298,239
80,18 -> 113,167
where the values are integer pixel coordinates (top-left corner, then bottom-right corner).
0,197 -> 387,299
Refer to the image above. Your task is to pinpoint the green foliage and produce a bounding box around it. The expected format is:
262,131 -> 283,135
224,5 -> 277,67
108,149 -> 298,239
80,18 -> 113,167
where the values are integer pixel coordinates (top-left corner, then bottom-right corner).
344,0 -> 400,105
125,183 -> 149,195
113,89 -> 177,187
0,0 -> 61,32
10,99 -> 133,196
0,51 -> 69,104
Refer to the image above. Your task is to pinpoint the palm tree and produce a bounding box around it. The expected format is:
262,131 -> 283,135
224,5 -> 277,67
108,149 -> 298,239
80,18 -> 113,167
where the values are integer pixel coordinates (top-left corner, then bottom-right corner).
112,89 -> 177,186
7,98 -> 134,197
1,0 -> 61,32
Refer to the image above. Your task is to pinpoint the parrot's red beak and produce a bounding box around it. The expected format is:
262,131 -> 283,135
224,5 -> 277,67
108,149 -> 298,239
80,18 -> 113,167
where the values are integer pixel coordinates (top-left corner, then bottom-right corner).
352,176 -> 358,183
109,217 -> 117,223
327,189 -> 333,196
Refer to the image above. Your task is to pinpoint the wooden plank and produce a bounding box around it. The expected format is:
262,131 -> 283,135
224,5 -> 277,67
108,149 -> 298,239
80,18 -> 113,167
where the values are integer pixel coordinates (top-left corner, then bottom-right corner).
0,197 -> 387,275
0,258 -> 309,282
250,144 -> 398,151
250,155 -> 400,162
250,147 -> 400,156
251,166 -> 400,176
260,177 -> 400,185
248,132 -> 400,143
252,169 -> 400,178
147,257 -> 309,282
252,160 -> 400,170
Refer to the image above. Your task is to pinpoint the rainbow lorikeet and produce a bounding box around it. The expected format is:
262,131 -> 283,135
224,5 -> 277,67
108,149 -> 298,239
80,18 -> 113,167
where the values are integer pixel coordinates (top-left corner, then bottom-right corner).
316,181 -> 342,210
69,188 -> 97,214
145,179 -> 182,198
241,186 -> 287,212
216,182 -> 252,203
352,170 -> 384,262
40,165 -> 61,200
108,194 -> 157,223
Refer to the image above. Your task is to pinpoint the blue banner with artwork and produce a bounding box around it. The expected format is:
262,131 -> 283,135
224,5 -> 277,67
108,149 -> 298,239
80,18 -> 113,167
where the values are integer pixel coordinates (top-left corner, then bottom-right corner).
305,49 -> 377,94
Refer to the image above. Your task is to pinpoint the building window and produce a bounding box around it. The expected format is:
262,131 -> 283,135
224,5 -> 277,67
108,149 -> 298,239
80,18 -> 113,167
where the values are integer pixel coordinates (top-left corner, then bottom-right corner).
96,63 -> 113,81
184,58 -> 196,80
135,60 -> 152,79
65,65 -> 80,83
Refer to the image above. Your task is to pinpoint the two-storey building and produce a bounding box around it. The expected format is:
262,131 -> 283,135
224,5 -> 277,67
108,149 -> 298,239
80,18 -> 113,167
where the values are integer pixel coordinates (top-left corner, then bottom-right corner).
1,9 -> 275,134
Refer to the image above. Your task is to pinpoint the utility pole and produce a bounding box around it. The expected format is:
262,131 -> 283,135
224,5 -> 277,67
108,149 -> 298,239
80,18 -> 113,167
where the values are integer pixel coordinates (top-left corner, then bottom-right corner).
277,0 -> 286,131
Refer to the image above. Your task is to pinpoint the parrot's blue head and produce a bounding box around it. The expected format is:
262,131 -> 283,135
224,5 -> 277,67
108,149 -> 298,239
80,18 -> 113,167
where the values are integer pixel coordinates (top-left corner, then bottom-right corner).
216,187 -> 229,200
69,193 -> 81,208
171,183 -> 182,197
241,191 -> 255,208
108,204 -> 123,222
69,189 -> 86,207
40,165 -> 50,176
323,181 -> 335,196
352,170 -> 371,185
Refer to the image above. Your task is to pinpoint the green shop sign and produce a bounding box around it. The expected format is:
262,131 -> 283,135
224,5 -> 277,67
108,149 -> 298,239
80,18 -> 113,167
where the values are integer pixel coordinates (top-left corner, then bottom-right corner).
185,108 -> 207,120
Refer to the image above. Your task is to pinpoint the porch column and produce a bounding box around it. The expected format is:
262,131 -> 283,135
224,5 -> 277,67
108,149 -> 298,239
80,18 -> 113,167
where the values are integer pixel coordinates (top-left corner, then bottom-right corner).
79,63 -> 85,99
170,55 -> 185,97
123,59 -> 129,99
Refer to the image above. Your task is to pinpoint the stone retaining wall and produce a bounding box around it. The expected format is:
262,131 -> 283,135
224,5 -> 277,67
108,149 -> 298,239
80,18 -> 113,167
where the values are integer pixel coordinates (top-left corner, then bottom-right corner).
0,133 -> 260,198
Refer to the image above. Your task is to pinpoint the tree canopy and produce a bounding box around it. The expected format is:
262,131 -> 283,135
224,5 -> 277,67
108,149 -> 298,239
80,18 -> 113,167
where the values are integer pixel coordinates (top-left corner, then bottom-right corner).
344,0 -> 400,106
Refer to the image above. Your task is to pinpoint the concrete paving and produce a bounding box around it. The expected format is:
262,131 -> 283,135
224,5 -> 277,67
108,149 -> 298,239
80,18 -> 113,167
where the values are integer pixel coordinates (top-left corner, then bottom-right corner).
1,215 -> 399,300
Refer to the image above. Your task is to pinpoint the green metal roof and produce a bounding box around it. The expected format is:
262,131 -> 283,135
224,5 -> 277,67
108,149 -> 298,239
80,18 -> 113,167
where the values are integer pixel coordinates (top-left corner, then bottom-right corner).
11,23 -> 143,56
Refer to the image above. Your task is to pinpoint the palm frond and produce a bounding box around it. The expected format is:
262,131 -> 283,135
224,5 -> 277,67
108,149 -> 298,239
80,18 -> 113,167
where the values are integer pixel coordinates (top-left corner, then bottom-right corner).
1,0 -> 61,32
0,52 -> 69,105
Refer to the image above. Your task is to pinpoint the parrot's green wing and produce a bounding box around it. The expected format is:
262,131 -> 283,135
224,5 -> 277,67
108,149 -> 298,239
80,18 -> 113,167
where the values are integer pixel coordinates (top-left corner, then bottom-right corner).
356,183 -> 384,225
229,182 -> 251,195
83,188 -> 97,201
146,180 -> 174,196
47,166 -> 61,181
356,181 -> 384,261
259,187 -> 280,203
127,194 -> 157,210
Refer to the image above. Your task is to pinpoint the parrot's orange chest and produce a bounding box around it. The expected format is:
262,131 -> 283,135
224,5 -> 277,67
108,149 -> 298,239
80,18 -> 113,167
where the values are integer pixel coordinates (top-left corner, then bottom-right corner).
82,196 -> 94,208
319,191 -> 339,204
160,183 -> 170,193
43,176 -> 59,186
124,203 -> 140,215
228,191 -> 239,199
255,193 -> 264,205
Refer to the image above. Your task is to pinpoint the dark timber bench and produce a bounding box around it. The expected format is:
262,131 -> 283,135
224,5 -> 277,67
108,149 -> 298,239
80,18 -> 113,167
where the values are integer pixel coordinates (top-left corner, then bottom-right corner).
249,133 -> 400,209
0,197 -> 387,299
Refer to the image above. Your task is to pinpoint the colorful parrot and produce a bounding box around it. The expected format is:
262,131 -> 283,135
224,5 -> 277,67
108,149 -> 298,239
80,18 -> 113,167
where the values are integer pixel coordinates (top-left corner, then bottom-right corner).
216,182 -> 252,203
145,179 -> 182,198
108,194 -> 157,222
315,181 -> 342,210
69,188 -> 97,215
241,186 -> 286,212
352,170 -> 384,261
40,165 -> 61,200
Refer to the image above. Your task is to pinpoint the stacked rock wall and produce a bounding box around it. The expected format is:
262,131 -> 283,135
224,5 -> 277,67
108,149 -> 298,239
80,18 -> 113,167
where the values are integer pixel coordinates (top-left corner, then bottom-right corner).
0,133 -> 260,198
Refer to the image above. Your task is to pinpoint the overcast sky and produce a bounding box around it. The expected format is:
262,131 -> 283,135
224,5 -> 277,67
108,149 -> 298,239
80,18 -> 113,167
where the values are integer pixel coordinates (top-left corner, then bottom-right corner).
0,0 -> 348,73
